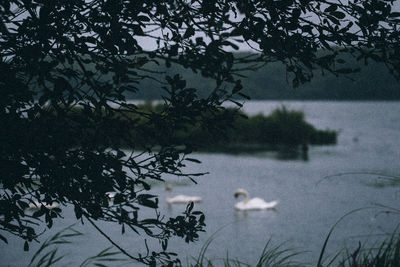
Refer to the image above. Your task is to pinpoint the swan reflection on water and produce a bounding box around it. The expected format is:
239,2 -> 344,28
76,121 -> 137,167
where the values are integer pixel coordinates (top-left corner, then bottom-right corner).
234,188 -> 278,211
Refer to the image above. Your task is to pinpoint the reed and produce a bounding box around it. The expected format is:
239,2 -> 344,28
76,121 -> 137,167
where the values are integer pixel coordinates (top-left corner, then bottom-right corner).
29,224 -> 128,267
29,215 -> 400,267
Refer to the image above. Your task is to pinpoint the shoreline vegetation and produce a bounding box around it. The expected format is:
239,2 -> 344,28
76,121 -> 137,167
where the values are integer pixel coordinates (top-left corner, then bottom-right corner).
57,101 -> 337,155
133,101 -> 337,154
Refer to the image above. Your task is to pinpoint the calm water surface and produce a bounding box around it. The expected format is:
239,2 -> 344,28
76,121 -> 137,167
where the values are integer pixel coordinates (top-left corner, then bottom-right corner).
1,101 -> 400,266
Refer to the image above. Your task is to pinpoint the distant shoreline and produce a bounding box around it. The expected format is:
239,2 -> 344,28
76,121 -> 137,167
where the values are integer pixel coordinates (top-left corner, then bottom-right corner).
127,103 -> 338,154
124,98 -> 400,102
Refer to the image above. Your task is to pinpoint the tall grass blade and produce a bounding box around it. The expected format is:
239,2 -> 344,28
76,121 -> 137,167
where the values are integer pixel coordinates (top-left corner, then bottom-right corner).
317,207 -> 371,267
29,224 -> 82,266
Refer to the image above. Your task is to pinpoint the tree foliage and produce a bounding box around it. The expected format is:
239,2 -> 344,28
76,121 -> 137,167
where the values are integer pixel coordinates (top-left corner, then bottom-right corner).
1,0 -> 399,265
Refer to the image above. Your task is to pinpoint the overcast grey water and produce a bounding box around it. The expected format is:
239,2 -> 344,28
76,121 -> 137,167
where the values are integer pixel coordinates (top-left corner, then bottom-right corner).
1,101 -> 400,266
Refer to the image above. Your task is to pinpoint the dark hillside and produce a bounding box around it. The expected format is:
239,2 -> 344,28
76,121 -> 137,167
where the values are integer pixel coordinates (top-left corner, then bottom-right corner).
127,53 -> 400,100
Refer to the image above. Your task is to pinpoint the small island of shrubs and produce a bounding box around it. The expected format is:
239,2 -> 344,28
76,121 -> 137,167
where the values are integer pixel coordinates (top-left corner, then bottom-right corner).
55,101 -> 336,154
131,102 -> 337,154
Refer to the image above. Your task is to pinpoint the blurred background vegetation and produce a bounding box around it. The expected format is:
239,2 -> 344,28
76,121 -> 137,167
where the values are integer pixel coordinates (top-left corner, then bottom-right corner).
59,102 -> 337,153
125,52 -> 400,101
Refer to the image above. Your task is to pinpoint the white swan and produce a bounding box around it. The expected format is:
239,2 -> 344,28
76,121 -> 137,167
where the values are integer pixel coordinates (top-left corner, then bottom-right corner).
105,192 -> 119,206
165,184 -> 202,204
26,201 -> 60,211
234,188 -> 278,211
106,192 -> 117,200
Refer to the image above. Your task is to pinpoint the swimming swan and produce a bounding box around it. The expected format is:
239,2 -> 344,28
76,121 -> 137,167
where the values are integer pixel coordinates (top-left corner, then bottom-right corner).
165,184 -> 202,204
26,201 -> 60,211
234,188 -> 278,211
105,191 -> 117,205
106,192 -> 117,200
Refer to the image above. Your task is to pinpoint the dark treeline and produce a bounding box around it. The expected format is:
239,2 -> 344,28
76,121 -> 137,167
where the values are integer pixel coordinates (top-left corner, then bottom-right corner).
57,102 -> 336,153
168,104 -> 337,153
128,52 -> 400,101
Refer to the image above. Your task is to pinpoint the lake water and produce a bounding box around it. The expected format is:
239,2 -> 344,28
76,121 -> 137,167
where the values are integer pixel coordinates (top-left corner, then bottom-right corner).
1,101 -> 400,266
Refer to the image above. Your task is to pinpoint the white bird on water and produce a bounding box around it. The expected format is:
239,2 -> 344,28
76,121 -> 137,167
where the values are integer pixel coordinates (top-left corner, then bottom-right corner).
106,192 -> 117,200
26,201 -> 60,211
105,192 -> 117,205
165,184 -> 202,204
234,188 -> 278,211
